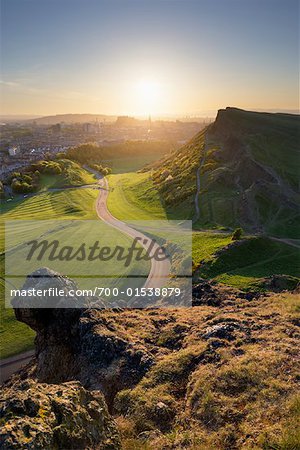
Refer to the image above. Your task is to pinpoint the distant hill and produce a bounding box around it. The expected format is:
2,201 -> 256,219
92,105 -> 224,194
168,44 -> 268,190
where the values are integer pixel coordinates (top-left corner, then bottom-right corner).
25,113 -> 117,125
0,115 -> 41,123
151,107 -> 300,238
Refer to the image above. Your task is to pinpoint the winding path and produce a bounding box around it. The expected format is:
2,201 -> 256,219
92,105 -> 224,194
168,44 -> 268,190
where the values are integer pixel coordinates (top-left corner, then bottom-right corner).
95,175 -> 171,288
194,136 -> 208,222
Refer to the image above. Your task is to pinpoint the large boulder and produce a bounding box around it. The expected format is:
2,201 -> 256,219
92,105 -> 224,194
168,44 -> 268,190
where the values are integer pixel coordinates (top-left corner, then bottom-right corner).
12,268 -> 153,405
0,379 -> 121,449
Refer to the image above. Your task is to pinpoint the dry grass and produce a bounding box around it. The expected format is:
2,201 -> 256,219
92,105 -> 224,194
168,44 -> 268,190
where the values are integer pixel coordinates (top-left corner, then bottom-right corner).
100,291 -> 300,449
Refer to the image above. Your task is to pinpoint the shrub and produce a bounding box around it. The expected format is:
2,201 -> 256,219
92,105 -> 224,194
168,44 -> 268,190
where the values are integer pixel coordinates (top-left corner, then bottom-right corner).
11,180 -> 33,194
232,227 -> 243,240
22,174 -> 33,184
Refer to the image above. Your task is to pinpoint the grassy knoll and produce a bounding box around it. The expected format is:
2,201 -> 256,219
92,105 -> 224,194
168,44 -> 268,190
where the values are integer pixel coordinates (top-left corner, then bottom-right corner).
192,232 -> 232,267
107,172 -> 167,220
38,159 -> 97,189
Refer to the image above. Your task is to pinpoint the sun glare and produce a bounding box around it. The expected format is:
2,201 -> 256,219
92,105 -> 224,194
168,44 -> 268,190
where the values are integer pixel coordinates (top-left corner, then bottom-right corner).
135,79 -> 161,114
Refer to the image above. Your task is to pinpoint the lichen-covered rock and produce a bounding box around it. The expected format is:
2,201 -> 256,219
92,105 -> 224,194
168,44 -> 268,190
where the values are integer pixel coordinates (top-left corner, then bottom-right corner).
0,380 -> 121,449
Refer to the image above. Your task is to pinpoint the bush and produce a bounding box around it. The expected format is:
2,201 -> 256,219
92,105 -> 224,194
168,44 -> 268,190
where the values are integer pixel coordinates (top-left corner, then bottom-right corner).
31,160 -> 62,175
11,180 -> 33,194
9,172 -> 21,182
232,227 -> 243,240
89,164 -> 111,176
22,174 -> 33,184
55,152 -> 67,159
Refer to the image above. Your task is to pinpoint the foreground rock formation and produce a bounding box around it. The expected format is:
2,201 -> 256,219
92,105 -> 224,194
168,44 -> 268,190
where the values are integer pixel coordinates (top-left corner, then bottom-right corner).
1,268 -> 300,449
0,380 -> 120,450
12,268 -> 153,406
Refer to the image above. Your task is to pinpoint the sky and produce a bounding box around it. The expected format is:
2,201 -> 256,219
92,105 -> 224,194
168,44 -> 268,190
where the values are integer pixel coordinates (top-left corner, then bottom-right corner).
0,0 -> 299,116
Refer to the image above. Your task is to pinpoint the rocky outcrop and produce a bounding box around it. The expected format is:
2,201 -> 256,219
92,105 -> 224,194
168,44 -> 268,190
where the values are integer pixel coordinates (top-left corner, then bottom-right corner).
0,379 -> 121,449
12,268 -> 153,405
192,278 -> 258,306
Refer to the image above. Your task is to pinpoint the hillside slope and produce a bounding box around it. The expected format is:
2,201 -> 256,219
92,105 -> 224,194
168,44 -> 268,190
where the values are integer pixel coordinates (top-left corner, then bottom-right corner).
152,108 -> 300,237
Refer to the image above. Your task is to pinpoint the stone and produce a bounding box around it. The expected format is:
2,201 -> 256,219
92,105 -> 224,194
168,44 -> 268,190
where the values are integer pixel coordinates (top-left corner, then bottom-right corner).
12,268 -> 153,407
0,380 -> 121,449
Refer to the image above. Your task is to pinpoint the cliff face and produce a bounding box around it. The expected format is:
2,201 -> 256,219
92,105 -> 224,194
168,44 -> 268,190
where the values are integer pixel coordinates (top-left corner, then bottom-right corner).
2,268 -> 300,449
210,106 -> 300,138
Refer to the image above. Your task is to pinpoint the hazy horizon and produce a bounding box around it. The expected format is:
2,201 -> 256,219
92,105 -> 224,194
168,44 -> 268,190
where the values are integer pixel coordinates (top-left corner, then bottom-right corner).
0,0 -> 298,116
1,107 -> 300,123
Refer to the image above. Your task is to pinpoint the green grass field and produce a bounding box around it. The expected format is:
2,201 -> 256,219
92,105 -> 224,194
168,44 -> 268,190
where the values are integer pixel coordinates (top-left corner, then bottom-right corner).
1,185 -> 152,358
0,188 -> 100,359
107,172 -> 167,220
107,173 -> 235,264
192,232 -> 233,266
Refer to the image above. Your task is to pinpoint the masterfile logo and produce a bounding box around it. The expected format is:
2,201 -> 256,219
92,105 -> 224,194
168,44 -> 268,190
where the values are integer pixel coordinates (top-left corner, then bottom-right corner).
25,237 -> 168,266
5,219 -> 192,308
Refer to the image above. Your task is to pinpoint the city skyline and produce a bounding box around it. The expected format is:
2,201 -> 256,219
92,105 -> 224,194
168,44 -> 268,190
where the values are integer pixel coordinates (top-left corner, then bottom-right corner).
0,0 -> 299,116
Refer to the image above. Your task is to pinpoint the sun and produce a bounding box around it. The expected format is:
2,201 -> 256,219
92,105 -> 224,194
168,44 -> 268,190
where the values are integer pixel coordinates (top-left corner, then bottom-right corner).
135,79 -> 161,114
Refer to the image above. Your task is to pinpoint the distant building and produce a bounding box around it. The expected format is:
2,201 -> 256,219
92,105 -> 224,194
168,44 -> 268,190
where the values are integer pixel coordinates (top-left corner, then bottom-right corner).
83,121 -> 101,133
8,146 -> 20,156
115,116 -> 139,127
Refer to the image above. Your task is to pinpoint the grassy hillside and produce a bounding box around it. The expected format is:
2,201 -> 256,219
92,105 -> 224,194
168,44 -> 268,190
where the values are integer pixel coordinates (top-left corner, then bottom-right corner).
107,172 -> 192,221
1,183 -> 145,358
107,172 -> 299,291
152,108 -> 300,238
150,129 -> 205,213
0,163 -> 99,358
196,236 -> 300,290
0,188 -> 100,358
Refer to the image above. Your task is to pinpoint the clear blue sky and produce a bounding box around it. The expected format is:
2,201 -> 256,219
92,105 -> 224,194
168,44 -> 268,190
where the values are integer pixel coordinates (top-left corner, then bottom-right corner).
0,0 -> 299,115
